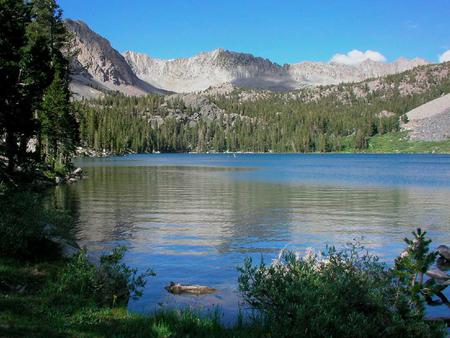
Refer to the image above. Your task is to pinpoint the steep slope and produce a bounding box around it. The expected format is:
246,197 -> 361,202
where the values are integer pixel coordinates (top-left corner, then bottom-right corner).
124,49 -> 429,93
402,93 -> 450,141
65,19 -> 165,98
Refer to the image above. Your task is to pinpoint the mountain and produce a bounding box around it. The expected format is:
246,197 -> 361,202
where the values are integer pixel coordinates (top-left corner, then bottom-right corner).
67,19 -> 430,96
123,49 -> 429,93
285,57 -> 428,87
75,61 -> 450,155
123,49 -> 295,92
65,19 -> 166,98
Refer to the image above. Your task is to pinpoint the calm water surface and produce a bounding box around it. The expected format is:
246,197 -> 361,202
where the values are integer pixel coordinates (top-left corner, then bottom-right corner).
55,154 -> 450,322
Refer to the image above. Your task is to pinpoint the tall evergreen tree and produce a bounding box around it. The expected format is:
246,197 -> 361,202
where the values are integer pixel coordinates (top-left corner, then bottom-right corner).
0,0 -> 79,177
0,0 -> 34,172
39,63 -> 78,168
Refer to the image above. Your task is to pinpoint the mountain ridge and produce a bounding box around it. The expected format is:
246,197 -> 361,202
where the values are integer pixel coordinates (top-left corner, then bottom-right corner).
123,49 -> 429,93
66,19 -> 431,97
65,19 -> 167,98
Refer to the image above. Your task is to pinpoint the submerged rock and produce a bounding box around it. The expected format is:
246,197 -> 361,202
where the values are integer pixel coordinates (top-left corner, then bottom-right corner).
44,225 -> 81,258
426,268 -> 450,281
437,245 -> 450,261
165,282 -> 217,295
49,235 -> 81,258
72,167 -> 83,177
437,257 -> 450,271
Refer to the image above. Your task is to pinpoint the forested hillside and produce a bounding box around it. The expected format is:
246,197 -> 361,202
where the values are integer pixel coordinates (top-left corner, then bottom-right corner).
76,62 -> 450,154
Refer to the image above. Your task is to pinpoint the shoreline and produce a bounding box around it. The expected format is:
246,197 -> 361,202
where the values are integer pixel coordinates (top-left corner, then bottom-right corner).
74,150 -> 450,160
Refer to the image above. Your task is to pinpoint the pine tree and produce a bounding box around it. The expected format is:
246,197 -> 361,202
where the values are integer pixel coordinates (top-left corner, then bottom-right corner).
0,0 -> 34,173
39,63 -> 78,169
0,0 -> 79,177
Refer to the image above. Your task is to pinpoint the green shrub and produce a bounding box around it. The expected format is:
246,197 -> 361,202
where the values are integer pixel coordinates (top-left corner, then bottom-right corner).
238,241 -> 445,338
0,190 -> 69,258
394,229 -> 445,313
50,247 -> 154,307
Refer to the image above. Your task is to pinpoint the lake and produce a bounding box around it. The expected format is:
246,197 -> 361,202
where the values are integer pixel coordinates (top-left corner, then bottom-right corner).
56,153 -> 450,323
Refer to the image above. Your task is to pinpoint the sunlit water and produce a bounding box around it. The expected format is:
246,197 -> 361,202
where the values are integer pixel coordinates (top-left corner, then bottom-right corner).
54,154 -> 450,323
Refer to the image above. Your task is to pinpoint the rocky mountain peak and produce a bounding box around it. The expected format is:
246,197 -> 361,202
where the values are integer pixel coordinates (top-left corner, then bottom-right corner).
65,19 -> 165,98
66,19 -> 135,86
67,18 -> 433,96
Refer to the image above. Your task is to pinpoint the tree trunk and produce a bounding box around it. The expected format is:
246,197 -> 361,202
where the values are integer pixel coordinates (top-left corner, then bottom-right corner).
6,132 -> 17,173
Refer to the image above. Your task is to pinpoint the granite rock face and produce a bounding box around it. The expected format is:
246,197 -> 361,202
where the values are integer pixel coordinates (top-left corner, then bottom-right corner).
65,19 -> 166,98
123,49 -> 428,93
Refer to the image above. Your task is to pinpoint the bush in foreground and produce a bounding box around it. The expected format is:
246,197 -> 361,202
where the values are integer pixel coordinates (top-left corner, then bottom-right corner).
47,247 -> 155,308
0,256 -> 257,337
238,238 -> 446,337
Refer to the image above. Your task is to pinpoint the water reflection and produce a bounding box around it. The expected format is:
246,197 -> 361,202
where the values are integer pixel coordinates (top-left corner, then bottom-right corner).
55,154 -> 450,322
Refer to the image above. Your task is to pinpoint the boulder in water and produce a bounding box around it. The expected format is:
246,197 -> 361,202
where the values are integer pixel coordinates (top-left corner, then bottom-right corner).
426,268 -> 450,280
437,245 -> 450,261
72,167 -> 83,177
437,256 -> 450,271
48,235 -> 81,258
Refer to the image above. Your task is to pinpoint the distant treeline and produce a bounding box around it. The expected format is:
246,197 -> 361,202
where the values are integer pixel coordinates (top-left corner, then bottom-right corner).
76,64 -> 450,154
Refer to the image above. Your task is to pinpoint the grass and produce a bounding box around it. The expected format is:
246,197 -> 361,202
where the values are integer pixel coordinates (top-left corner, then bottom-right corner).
366,132 -> 450,153
0,258 -> 263,338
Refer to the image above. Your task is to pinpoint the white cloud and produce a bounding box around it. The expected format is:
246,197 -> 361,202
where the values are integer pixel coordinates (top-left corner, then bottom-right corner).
439,50 -> 450,63
330,49 -> 387,65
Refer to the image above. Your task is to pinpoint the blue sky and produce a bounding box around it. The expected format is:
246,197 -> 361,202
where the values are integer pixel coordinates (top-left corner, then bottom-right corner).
58,0 -> 450,64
